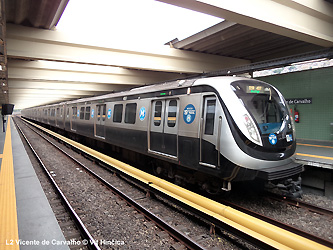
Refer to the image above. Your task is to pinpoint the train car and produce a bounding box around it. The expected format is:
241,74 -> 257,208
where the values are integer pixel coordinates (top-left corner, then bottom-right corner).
22,76 -> 303,197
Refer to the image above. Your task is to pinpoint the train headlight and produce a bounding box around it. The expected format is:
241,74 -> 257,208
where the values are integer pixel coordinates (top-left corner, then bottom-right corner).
243,114 -> 261,145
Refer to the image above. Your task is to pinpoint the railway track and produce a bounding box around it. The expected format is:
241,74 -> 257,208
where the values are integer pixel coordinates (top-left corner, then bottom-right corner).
267,193 -> 333,219
14,119 -> 100,250
217,197 -> 333,249
15,117 -> 332,250
13,117 -> 217,249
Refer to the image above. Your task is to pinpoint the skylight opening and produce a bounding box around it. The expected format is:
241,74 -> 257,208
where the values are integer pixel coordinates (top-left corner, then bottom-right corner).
56,0 -> 222,48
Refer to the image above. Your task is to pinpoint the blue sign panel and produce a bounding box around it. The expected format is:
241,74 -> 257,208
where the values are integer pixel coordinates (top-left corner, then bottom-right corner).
107,108 -> 112,119
91,109 -> 94,118
269,133 -> 277,145
77,110 -> 80,117
183,104 -> 196,124
139,107 -> 146,121
286,134 -> 293,142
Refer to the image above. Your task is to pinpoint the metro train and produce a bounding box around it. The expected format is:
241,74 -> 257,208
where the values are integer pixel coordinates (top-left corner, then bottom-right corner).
22,76 -> 303,197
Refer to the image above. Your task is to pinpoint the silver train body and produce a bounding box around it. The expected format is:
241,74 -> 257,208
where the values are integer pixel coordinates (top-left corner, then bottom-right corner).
22,76 -> 303,196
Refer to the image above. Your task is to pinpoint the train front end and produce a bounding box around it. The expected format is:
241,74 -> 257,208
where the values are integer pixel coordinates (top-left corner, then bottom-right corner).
213,77 -> 303,197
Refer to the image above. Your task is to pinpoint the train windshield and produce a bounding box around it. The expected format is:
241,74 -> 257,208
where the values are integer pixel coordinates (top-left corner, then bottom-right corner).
231,80 -> 289,135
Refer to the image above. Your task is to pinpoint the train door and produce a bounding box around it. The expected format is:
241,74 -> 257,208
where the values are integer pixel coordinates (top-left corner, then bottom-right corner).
60,106 -> 64,127
47,108 -> 51,124
149,99 -> 178,159
71,106 -> 77,131
95,104 -> 106,138
56,107 -> 60,126
200,97 -> 219,168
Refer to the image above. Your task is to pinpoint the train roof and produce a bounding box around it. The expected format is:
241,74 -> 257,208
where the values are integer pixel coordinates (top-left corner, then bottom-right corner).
66,76 -> 254,105
25,76 -> 257,109
65,78 -> 198,105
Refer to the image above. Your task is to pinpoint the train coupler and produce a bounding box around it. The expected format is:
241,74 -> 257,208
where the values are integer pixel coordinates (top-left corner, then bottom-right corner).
265,177 -> 303,198
221,181 -> 231,192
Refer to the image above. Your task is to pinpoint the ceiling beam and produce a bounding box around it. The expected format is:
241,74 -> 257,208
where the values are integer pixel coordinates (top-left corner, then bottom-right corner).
46,0 -> 70,29
158,0 -> 333,47
7,58 -> 187,109
204,47 -> 333,77
172,20 -> 237,49
6,24 -> 249,74
8,59 -> 183,86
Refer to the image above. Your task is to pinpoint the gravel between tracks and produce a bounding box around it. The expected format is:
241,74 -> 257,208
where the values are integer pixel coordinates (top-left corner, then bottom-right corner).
225,189 -> 333,243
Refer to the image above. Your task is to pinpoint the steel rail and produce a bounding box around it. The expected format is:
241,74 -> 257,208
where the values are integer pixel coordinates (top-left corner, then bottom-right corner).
218,198 -> 333,249
267,193 -> 333,219
17,117 -> 206,250
13,119 -> 101,250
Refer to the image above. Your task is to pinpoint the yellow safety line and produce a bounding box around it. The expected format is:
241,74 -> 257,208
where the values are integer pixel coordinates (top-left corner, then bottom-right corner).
296,153 -> 333,161
297,143 -> 333,149
0,154 -> 2,159
0,118 -> 20,250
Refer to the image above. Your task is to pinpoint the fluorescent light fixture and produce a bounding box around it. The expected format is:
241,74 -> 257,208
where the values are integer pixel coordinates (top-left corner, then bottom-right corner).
291,58 -> 328,66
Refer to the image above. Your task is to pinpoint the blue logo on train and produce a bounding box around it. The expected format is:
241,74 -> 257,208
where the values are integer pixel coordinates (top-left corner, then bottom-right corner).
269,133 -> 277,145
183,104 -> 196,124
139,107 -> 146,121
107,109 -> 112,119
91,109 -> 94,118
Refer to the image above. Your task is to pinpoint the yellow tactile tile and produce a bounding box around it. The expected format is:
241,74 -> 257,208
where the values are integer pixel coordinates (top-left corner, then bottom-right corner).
0,118 -> 20,250
296,152 -> 333,161
297,143 -> 333,149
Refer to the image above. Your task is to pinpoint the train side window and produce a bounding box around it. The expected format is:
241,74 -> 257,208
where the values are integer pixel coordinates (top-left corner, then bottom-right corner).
72,107 -> 77,120
154,101 -> 162,126
167,100 -> 177,127
80,107 -> 85,119
205,99 -> 216,135
102,105 -> 106,122
97,106 -> 101,121
125,103 -> 137,124
85,106 -> 91,120
113,104 -> 123,123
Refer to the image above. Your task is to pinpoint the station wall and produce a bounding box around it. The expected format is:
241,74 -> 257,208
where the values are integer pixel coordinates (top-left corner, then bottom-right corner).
256,67 -> 333,141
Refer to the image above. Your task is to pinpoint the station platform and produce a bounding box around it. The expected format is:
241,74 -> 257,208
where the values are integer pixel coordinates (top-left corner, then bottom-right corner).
296,139 -> 333,197
296,139 -> 333,169
0,116 -> 69,250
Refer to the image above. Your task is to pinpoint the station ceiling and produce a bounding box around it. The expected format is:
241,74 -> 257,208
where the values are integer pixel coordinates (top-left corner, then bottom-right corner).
170,21 -> 324,63
5,0 -> 69,29
3,0 -> 333,109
